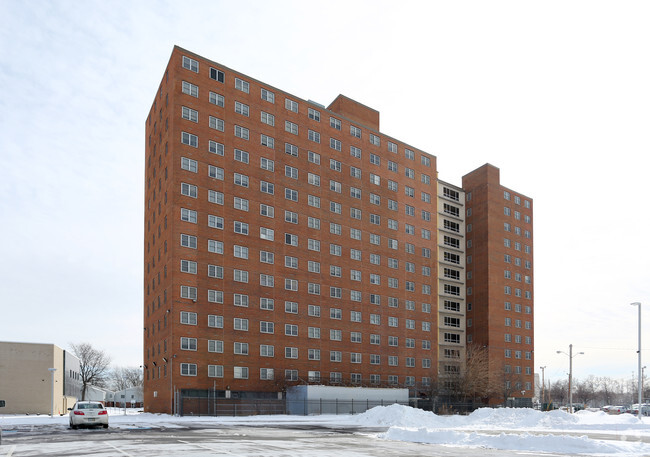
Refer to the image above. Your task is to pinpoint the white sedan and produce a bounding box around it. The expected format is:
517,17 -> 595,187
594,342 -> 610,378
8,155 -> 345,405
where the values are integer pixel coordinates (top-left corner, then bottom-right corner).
69,401 -> 109,429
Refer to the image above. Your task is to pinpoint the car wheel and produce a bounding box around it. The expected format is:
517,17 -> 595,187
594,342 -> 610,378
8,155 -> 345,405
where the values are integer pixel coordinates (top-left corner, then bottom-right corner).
103,424 -> 109,429
70,422 -> 77,430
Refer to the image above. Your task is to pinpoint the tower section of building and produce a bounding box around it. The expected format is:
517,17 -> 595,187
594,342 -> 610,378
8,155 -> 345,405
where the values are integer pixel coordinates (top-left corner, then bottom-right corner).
462,164 -> 534,405
435,181 -> 467,389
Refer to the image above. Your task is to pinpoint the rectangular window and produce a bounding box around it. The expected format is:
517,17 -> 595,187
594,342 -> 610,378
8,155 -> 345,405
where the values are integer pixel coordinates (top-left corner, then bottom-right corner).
180,363 -> 197,376
209,91 -> 224,107
260,134 -> 274,149
208,340 -> 223,353
260,88 -> 274,103
182,56 -> 199,72
209,117 -> 225,132
234,125 -> 249,140
181,106 -> 198,123
308,107 -> 320,121
209,67 -> 224,82
234,101 -> 249,116
235,78 -> 249,93
208,315 -> 223,328
182,81 -> 198,97
181,132 -> 198,148
208,141 -> 224,156
180,311 -> 197,325
285,98 -> 298,112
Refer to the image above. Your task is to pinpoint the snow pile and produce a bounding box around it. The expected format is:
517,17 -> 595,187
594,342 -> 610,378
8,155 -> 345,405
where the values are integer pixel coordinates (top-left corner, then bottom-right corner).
382,428 -> 646,455
354,405 -> 650,456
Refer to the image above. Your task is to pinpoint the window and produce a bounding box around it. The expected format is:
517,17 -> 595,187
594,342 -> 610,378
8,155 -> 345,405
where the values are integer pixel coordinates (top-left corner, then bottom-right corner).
330,138 -> 342,151
208,116 -> 225,132
208,314 -> 224,328
233,318 -> 249,331
182,56 -> 198,72
209,67 -> 224,82
207,264 -> 223,279
234,366 -> 248,379
233,342 -> 249,355
207,289 -> 223,303
180,259 -> 197,274
209,92 -> 224,107
285,120 -> 298,135
307,239 -> 320,252
307,173 -> 321,187
285,279 -> 298,291
285,98 -> 298,112
260,88 -> 274,103
308,129 -> 320,143
182,81 -> 198,97
233,221 -> 249,235
208,340 -> 223,353
234,125 -> 249,140
308,217 -> 320,229
259,227 -> 274,241
260,134 -> 274,149
260,181 -> 274,195
180,208 -> 197,224
308,107 -> 320,121
180,363 -> 197,376
285,143 -> 298,157
180,311 -> 197,325
259,321 -> 274,334
308,151 -> 320,164
208,141 -> 224,157
330,351 -> 342,362
181,132 -> 198,148
260,112 -> 276,128
180,337 -> 197,351
181,106 -> 198,123
235,78 -> 249,93
234,101 -> 249,116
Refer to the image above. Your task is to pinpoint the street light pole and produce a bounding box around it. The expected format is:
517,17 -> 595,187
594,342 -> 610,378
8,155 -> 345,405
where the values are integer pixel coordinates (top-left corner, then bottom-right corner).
540,366 -> 547,410
631,302 -> 642,420
48,368 -> 57,418
557,344 -> 584,413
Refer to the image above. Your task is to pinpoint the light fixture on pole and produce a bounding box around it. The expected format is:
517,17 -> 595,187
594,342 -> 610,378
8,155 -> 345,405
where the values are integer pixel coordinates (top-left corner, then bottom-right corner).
631,302 -> 642,420
556,344 -> 584,414
48,368 -> 57,418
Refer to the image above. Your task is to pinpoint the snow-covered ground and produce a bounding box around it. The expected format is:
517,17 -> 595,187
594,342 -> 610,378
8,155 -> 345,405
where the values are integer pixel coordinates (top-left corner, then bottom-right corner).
2,405 -> 649,456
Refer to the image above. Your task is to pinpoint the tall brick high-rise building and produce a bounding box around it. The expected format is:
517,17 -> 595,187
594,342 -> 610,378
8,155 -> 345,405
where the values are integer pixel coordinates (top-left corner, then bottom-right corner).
463,164 -> 534,405
143,46 -> 533,413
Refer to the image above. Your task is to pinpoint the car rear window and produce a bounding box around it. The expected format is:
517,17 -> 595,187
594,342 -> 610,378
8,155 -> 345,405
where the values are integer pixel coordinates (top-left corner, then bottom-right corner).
78,403 -> 104,409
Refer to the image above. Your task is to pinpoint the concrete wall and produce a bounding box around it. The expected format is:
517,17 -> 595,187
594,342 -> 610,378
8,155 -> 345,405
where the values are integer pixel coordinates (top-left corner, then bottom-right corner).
0,342 -> 66,414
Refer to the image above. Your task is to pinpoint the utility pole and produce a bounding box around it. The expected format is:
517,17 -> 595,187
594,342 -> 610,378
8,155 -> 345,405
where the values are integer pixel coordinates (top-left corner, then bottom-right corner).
540,366 -> 547,410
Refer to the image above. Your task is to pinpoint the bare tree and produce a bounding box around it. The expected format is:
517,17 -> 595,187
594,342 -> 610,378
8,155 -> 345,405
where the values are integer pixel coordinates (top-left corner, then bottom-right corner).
70,342 -> 111,400
550,379 -> 568,405
574,376 -> 597,406
110,366 -> 143,391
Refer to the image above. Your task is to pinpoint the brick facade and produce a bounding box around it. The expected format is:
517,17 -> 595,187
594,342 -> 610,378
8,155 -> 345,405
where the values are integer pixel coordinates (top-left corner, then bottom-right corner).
143,47 -> 533,412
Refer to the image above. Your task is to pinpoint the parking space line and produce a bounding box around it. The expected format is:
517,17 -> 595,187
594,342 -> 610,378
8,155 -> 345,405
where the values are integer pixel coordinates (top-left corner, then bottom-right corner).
177,439 -> 234,454
3,445 -> 16,457
103,441 -> 133,456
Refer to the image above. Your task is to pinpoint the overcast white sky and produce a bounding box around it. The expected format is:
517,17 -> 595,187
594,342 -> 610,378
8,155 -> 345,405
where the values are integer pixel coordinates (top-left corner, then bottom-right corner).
0,0 -> 648,387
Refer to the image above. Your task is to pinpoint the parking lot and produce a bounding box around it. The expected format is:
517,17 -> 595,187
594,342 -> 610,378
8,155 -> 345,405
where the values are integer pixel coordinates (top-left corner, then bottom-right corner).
0,421 -> 571,457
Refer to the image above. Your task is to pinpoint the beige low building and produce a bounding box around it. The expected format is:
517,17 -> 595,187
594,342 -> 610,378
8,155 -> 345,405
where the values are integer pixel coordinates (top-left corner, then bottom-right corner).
0,341 -> 82,415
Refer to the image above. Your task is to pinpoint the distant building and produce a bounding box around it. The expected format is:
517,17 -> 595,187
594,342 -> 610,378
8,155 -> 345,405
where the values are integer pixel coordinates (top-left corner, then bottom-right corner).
0,341 -> 83,414
143,47 -> 534,413
110,386 -> 144,408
